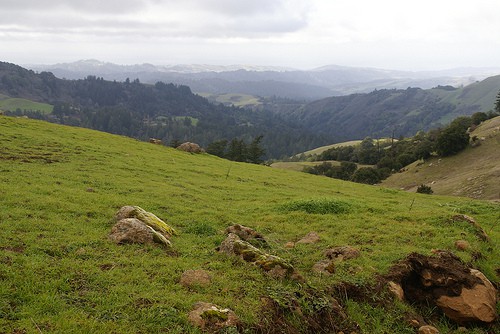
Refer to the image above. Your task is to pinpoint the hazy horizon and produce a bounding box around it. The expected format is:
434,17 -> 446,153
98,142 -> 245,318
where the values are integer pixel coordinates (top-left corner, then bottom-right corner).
1,0 -> 499,72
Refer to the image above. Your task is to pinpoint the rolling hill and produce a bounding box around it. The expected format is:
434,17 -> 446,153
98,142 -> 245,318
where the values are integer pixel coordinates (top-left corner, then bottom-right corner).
284,77 -> 500,142
381,116 -> 500,202
0,116 -> 498,333
29,59 -> 500,99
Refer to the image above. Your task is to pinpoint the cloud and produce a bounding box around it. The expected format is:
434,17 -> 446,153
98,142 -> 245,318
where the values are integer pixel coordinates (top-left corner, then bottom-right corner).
0,0 -> 311,40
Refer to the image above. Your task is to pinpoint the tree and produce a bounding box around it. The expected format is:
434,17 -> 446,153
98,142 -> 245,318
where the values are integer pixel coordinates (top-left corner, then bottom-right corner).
351,167 -> 381,185
435,117 -> 472,157
496,90 -> 500,114
247,135 -> 266,164
206,140 -> 228,158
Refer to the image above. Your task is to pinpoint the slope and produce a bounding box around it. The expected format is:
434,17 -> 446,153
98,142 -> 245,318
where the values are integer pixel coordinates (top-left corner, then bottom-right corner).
0,116 -> 498,333
381,117 -> 500,202
285,76 -> 500,142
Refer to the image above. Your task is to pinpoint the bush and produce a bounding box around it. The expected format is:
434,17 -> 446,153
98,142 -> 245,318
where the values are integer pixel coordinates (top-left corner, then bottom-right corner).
416,184 -> 433,194
351,167 -> 381,185
279,198 -> 352,214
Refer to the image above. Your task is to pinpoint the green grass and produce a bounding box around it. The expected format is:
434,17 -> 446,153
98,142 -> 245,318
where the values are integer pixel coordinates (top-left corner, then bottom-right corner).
0,116 -> 498,333
0,94 -> 53,114
198,93 -> 262,107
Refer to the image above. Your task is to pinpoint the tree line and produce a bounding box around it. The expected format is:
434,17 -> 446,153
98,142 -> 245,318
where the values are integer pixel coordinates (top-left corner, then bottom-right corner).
303,109 -> 500,184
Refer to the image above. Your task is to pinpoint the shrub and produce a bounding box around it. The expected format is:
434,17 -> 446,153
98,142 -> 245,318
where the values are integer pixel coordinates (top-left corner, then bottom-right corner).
416,184 -> 433,194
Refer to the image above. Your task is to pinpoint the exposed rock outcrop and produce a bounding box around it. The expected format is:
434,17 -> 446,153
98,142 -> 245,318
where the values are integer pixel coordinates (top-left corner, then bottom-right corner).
385,252 -> 498,324
226,224 -> 266,245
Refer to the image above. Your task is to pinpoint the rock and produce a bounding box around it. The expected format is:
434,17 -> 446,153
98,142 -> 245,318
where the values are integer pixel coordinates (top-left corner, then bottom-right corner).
180,270 -> 211,288
325,246 -> 360,261
387,281 -> 404,301
451,214 -> 490,241
454,240 -> 469,251
219,233 -> 298,280
149,138 -> 162,145
226,224 -> 266,243
109,218 -> 156,245
177,142 -> 205,153
114,205 -> 176,238
296,231 -> 321,244
385,252 -> 498,325
284,241 -> 295,249
188,302 -> 239,330
436,269 -> 498,324
312,259 -> 335,275
418,325 -> 439,334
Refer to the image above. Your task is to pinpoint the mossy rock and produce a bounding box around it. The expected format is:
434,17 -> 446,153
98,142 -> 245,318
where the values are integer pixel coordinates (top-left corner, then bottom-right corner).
115,205 -> 177,237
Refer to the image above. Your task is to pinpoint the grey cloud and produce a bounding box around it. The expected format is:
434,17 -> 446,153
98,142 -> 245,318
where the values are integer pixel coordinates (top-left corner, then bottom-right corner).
0,0 -> 151,14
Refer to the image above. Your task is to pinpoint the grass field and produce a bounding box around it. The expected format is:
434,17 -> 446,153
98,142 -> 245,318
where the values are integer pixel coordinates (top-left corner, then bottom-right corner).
0,116 -> 498,333
0,94 -> 53,114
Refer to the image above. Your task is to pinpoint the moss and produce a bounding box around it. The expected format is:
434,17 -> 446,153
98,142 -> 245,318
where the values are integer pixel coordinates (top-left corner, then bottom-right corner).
129,206 -> 177,237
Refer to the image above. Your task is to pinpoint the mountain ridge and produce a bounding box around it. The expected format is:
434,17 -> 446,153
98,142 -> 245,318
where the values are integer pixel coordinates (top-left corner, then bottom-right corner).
28,60 -> 500,99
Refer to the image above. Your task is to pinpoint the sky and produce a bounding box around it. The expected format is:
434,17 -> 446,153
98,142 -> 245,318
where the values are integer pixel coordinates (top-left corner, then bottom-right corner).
1,0 -> 499,70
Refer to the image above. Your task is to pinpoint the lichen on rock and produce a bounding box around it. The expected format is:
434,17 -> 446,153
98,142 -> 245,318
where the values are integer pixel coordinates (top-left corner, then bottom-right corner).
115,205 -> 176,237
219,233 -> 299,280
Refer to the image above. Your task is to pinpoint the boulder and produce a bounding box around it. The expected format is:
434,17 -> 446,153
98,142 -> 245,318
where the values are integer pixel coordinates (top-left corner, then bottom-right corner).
387,281 -> 404,301
312,259 -> 336,275
114,205 -> 176,238
418,325 -> 439,334
109,218 -> 156,245
177,142 -> 205,153
436,269 -> 497,324
454,240 -> 469,251
188,302 -> 239,330
325,246 -> 360,261
180,270 -> 211,288
226,224 -> 266,243
385,252 -> 498,324
218,233 -> 299,280
296,231 -> 321,244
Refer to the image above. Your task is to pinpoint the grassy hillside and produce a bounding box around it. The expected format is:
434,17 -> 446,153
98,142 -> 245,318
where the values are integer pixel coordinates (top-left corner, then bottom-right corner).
382,116 -> 500,202
198,93 -> 262,108
0,116 -> 498,333
0,94 -> 53,114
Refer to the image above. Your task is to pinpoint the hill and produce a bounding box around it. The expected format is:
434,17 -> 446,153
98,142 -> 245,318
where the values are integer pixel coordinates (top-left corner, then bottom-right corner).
29,59 -> 500,99
381,116 -> 500,201
284,78 -> 500,142
0,116 -> 498,333
0,61 -> 328,158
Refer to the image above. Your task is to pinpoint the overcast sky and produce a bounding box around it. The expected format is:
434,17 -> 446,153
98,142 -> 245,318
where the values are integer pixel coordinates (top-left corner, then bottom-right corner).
1,0 -> 499,70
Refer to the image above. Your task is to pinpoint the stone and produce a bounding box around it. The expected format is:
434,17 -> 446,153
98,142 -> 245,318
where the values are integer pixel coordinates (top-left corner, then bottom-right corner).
436,269 -> 497,324
454,240 -> 470,251
312,259 -> 335,275
387,281 -> 404,301
284,241 -> 295,249
109,218 -> 155,245
226,224 -> 266,243
385,252 -> 498,325
418,325 -> 439,334
177,142 -> 205,153
296,231 -> 321,244
180,270 -> 211,288
218,233 -> 298,280
114,205 -> 176,238
325,246 -> 360,261
188,302 -> 239,330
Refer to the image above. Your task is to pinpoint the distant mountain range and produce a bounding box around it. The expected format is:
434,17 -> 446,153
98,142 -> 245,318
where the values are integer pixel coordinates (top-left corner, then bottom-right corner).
28,60 -> 500,100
